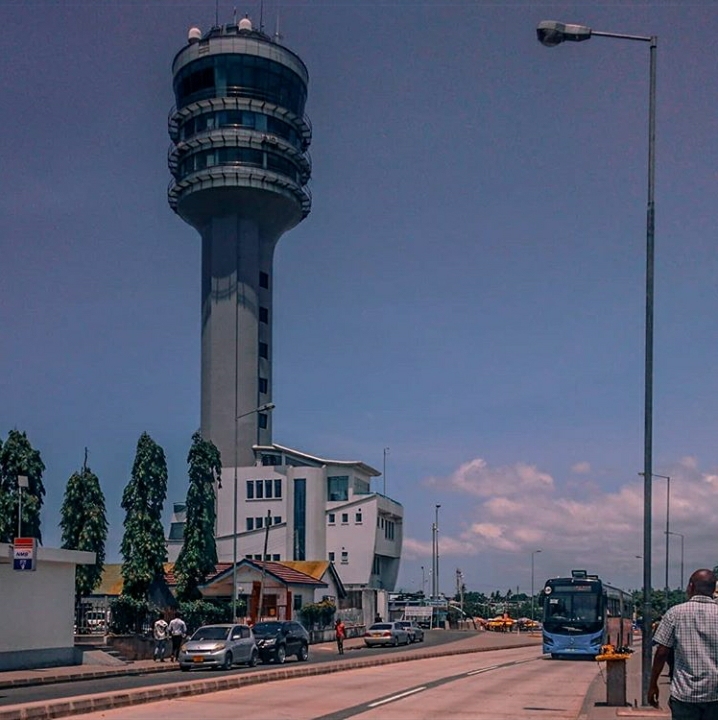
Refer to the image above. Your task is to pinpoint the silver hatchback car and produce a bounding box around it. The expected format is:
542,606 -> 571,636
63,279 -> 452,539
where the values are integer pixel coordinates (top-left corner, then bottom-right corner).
179,624 -> 258,671
364,622 -> 410,647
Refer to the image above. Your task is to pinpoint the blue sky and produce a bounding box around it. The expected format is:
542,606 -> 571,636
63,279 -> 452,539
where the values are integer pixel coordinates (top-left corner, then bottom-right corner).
2,0 -> 717,597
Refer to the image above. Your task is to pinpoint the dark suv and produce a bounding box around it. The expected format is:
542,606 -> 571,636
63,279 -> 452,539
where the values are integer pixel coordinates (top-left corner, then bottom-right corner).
252,620 -> 310,664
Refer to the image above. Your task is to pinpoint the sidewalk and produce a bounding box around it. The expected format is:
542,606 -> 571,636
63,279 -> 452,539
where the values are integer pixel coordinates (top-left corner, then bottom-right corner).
581,653 -> 670,720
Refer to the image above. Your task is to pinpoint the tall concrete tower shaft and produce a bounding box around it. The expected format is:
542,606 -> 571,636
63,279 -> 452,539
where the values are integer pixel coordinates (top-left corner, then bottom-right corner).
168,20 -> 311,466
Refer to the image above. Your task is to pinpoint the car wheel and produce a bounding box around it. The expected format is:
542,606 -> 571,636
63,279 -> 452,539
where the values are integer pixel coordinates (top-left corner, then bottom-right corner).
248,650 -> 258,667
222,652 -> 233,670
275,645 -> 286,664
180,665 -> 190,672
297,644 -> 308,662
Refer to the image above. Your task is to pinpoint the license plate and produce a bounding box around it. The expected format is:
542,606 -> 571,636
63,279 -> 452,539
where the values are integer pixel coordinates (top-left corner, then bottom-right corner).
192,656 -> 204,663
371,633 -> 381,637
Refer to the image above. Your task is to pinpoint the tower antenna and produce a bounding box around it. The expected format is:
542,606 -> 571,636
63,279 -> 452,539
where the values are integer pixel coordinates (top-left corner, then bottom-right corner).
215,0 -> 219,27
274,4 -> 282,42
259,0 -> 264,32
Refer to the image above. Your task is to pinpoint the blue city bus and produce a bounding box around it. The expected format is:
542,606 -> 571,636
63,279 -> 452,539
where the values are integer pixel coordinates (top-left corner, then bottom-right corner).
542,570 -> 633,658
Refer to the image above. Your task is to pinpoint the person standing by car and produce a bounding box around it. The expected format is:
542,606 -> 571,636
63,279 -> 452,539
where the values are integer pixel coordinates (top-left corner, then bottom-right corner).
153,614 -> 169,662
649,568 -> 718,717
168,613 -> 187,662
335,617 -> 346,655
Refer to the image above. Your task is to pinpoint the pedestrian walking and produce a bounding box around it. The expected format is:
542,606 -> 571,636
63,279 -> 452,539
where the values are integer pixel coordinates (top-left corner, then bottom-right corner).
168,613 -> 187,662
153,614 -> 169,662
649,568 -> 718,718
335,617 -> 346,655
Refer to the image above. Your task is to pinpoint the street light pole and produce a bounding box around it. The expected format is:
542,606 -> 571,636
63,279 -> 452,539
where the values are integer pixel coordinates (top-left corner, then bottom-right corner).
537,21 -> 657,706
667,531 -> 685,590
531,549 -> 542,621
231,402 -> 275,621
435,504 -> 441,599
383,447 -> 389,496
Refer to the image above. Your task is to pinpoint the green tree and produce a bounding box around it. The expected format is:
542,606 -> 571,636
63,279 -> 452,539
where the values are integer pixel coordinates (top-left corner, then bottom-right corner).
60,453 -> 108,598
0,430 -> 46,543
174,432 -> 222,601
120,432 -> 168,600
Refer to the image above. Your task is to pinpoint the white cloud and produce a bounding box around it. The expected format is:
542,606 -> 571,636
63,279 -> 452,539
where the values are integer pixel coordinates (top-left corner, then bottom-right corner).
571,461 -> 591,474
426,457 -> 554,497
404,456 -> 718,591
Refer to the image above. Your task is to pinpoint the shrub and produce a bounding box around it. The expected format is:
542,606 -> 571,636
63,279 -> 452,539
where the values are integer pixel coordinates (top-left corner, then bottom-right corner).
179,599 -> 232,633
299,600 -> 336,630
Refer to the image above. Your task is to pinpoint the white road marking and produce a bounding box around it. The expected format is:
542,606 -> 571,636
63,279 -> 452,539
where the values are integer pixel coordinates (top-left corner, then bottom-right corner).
367,686 -> 427,707
467,664 -> 501,675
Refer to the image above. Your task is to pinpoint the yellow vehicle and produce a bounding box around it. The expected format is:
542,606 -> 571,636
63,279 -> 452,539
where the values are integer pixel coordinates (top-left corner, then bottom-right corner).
486,614 -> 514,632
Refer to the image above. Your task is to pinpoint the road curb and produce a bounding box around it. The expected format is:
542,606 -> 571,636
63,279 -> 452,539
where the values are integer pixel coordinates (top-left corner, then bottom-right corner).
0,640 -> 539,720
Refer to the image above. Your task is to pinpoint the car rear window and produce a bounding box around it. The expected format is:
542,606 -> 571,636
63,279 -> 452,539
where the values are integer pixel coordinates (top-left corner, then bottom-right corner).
370,624 -> 392,630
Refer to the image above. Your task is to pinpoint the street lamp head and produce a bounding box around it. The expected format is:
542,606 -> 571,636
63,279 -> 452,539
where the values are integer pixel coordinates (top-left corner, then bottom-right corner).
258,402 -> 276,413
537,20 -> 592,47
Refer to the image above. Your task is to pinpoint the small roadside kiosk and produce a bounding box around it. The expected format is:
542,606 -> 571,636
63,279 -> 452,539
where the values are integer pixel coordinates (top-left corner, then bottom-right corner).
0,541 -> 96,671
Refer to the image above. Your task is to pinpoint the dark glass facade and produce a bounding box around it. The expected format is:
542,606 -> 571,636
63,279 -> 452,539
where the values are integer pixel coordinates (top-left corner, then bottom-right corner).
174,54 -> 307,116
168,26 -> 311,215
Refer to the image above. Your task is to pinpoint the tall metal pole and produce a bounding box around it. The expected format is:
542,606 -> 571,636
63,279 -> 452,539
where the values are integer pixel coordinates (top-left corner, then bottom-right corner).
431,522 -> 436,598
531,549 -> 542,621
640,36 -> 657,707
421,565 -> 425,595
231,402 -> 275,621
383,447 -> 389,496
435,504 -> 441,599
664,475 -> 670,610
667,531 -> 684,590
537,26 -> 657,704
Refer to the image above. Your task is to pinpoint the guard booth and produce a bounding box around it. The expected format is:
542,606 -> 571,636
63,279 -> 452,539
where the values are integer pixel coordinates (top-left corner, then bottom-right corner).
0,542 -> 96,670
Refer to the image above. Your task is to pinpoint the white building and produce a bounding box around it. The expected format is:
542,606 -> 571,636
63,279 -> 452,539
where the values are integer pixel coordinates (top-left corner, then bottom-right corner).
169,443 -> 403,604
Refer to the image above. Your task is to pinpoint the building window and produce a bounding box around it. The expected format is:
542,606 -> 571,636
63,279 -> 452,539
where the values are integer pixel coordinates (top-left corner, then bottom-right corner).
247,479 -> 282,499
254,554 -> 262,560
341,551 -> 348,564
372,555 -> 381,575
259,271 -> 269,289
328,513 -> 336,525
256,516 -> 263,528
385,520 -> 395,540
328,552 -> 335,562
293,594 -> 303,611
273,515 -> 282,525
246,517 -> 254,531
272,554 -> 280,561
259,377 -> 268,394
355,511 -> 362,524
259,342 -> 268,359
258,413 -> 268,429
259,306 -> 269,323
327,476 -> 349,501
341,513 -> 348,524
293,478 -> 306,561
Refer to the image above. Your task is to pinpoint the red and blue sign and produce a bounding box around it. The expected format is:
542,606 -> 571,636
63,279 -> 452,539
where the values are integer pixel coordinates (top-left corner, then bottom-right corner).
13,537 -> 37,571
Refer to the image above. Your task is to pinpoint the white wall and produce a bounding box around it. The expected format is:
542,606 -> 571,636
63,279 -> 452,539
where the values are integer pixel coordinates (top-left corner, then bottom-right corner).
0,545 -> 95,669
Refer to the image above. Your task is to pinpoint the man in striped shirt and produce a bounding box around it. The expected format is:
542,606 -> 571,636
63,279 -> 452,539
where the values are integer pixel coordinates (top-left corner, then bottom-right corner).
649,568 -> 718,719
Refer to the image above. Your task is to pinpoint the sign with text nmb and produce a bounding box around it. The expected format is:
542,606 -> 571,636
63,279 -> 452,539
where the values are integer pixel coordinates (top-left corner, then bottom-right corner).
13,537 -> 37,571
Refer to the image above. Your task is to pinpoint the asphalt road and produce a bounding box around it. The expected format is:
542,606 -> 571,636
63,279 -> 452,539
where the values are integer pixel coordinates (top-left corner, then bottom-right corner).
0,630 -> 474,706
61,646 -> 598,720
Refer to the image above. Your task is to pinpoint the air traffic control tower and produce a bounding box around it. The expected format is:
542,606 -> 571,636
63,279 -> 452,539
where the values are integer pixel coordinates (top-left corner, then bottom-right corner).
168,18 -> 311,466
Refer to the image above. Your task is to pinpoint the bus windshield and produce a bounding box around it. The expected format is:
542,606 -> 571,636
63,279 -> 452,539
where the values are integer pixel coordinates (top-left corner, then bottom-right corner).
544,586 -> 602,632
